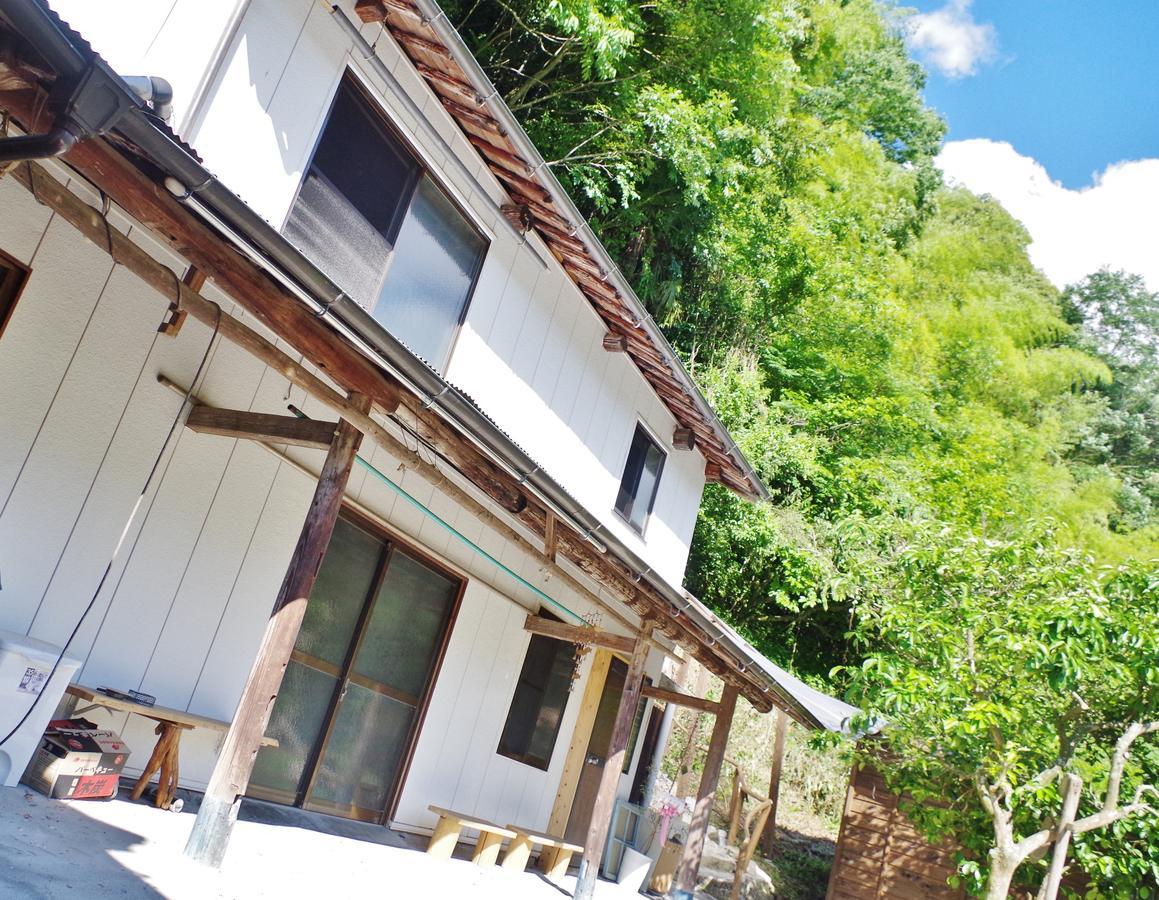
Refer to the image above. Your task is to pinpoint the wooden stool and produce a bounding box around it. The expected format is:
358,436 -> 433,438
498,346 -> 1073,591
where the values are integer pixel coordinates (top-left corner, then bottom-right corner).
502,825 -> 583,875
426,805 -> 516,866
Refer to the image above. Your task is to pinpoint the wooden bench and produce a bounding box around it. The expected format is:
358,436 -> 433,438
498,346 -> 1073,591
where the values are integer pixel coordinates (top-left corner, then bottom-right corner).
501,825 -> 583,876
426,805 -> 517,866
65,683 -> 277,810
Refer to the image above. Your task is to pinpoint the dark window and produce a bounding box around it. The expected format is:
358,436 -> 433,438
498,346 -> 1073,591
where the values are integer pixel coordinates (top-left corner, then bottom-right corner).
284,76 -> 487,371
498,620 -> 576,770
0,249 -> 30,341
615,425 -> 665,534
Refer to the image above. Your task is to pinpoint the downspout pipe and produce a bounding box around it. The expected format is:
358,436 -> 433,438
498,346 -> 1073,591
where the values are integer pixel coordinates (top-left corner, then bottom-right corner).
1,0 -> 790,715
0,127 -> 76,163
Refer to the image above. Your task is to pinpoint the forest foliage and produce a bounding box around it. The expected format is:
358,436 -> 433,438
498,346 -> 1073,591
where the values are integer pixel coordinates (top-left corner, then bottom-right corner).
442,0 -> 1159,892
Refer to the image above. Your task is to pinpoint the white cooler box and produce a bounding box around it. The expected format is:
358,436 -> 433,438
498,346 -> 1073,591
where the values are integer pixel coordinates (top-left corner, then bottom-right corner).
0,630 -> 81,786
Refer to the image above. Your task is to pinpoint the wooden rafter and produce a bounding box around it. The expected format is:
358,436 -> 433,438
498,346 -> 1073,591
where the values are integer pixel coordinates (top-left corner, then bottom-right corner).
185,406 -> 339,449
641,685 -> 720,715
523,614 -> 636,655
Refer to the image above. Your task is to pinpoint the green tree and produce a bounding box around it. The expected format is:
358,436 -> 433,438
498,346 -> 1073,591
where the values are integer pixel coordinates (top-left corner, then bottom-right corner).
842,524 -> 1159,897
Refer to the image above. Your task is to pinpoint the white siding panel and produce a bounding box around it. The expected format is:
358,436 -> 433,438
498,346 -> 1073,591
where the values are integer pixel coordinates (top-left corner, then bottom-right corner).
0,175 -> 54,263
187,462 -> 313,720
0,218 -> 112,513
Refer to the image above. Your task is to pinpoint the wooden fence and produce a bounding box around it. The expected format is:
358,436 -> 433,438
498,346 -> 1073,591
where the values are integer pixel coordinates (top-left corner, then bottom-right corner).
826,764 -> 964,900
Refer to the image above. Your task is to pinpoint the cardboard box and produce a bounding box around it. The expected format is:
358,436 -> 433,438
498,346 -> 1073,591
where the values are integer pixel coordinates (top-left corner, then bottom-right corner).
22,721 -> 131,801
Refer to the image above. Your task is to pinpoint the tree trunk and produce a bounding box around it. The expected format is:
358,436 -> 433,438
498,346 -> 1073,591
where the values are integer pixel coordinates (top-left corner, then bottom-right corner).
1037,773 -> 1083,900
984,852 -> 1022,900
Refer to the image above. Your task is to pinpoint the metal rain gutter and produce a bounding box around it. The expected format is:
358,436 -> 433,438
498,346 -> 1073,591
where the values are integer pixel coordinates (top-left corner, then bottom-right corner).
1,0 -> 799,718
403,0 -> 768,503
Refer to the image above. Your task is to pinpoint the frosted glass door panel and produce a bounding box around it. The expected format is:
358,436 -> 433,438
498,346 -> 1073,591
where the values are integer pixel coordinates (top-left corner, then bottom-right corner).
305,685 -> 415,818
353,550 -> 458,698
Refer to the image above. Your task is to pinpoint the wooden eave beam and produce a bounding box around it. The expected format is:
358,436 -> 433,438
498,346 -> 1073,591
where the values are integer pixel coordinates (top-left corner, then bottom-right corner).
523,614 -> 636,655
641,685 -> 720,715
186,406 -> 339,449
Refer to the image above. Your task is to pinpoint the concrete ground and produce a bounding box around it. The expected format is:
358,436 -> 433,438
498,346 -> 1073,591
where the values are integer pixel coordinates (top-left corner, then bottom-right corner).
0,786 -> 648,900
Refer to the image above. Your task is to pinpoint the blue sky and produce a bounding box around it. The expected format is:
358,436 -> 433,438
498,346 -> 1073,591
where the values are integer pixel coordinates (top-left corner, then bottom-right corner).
907,0 -> 1159,189
903,1 -> 1159,292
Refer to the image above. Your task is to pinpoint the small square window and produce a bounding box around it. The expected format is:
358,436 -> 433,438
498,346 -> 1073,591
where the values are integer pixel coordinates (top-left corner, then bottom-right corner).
0,248 -> 30,341
615,424 -> 665,534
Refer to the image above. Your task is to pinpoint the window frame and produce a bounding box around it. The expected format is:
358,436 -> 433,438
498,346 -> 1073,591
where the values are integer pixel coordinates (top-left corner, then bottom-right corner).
0,248 -> 31,342
283,71 -> 489,373
496,613 -> 577,771
613,421 -> 667,537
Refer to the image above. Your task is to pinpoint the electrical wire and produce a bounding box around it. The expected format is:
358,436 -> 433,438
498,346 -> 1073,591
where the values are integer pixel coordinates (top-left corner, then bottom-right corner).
0,301 -> 222,749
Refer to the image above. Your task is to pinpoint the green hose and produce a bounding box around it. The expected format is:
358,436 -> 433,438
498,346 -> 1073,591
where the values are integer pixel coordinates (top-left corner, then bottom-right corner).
354,453 -> 586,624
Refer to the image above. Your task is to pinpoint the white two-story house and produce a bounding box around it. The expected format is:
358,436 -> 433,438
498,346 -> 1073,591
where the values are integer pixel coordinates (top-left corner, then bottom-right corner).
0,0 -> 845,889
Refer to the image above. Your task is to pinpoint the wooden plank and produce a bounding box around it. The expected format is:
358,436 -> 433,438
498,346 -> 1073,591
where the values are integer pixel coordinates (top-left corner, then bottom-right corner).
185,406 -> 338,449
523,614 -> 636,655
543,511 -> 557,562
674,683 -> 740,895
760,708 -> 789,855
573,629 -> 652,900
184,395 -> 371,867
545,650 -> 612,837
641,685 -> 720,715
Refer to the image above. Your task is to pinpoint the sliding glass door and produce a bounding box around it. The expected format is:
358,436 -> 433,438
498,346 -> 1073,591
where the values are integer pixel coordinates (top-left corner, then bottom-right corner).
249,514 -> 461,822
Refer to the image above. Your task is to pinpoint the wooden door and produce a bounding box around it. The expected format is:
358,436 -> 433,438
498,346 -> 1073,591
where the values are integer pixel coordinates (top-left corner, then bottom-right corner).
248,514 -> 460,822
565,658 -> 627,844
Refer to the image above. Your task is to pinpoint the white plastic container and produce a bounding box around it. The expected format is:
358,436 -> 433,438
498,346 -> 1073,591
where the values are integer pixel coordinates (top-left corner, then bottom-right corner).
0,630 -> 82,786
617,847 -> 654,893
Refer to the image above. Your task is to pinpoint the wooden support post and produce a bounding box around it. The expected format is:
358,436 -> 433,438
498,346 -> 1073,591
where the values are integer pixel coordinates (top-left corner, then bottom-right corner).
760,708 -> 789,856
573,626 -> 652,900
726,763 -> 744,846
184,396 -> 369,867
673,683 -> 740,898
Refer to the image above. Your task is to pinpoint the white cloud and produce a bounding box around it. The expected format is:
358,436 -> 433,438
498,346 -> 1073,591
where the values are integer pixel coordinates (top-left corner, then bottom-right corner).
906,0 -> 998,79
937,139 -> 1159,292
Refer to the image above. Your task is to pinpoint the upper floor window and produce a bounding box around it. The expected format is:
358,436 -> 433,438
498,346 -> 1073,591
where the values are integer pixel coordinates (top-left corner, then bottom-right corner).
284,76 -> 487,372
615,424 -> 665,535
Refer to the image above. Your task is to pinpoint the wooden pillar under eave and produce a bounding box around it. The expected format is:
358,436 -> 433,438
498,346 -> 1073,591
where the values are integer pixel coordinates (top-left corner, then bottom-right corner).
184,395 -> 370,867
672,682 -> 740,899
760,708 -> 789,856
572,625 -> 653,900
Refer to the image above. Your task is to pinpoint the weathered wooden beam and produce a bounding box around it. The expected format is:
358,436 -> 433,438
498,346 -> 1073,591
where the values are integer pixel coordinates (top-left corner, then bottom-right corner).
760,708 -> 789,856
602,332 -> 627,352
675,683 -> 740,896
523,614 -> 636,655
184,394 -> 371,867
641,685 -> 720,715
673,427 -> 697,451
543,511 -> 557,562
574,628 -> 652,900
186,406 -> 338,449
